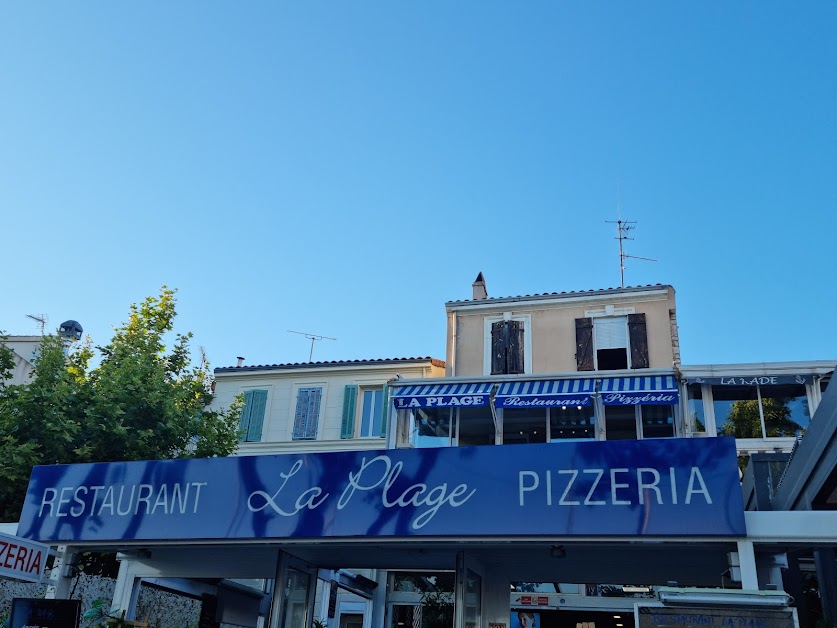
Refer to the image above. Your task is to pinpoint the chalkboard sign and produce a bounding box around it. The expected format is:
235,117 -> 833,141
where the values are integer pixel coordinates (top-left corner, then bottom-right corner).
10,598 -> 81,628
637,605 -> 796,628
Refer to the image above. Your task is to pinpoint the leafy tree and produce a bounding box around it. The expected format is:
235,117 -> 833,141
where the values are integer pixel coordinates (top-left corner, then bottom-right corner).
0,287 -> 242,522
720,398 -> 804,439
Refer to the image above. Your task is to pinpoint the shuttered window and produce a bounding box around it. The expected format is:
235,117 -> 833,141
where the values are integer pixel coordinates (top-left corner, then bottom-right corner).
293,387 -> 322,440
491,320 -> 525,375
594,317 -> 628,350
575,318 -> 594,371
341,385 -> 358,439
628,313 -> 649,369
239,389 -> 268,443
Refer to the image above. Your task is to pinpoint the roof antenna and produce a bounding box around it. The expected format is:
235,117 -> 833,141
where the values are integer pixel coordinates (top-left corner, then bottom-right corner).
287,330 -> 337,362
26,314 -> 48,335
606,213 -> 656,287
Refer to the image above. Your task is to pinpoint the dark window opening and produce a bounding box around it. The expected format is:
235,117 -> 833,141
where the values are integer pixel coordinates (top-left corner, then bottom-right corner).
597,348 -> 628,370
605,406 -> 637,440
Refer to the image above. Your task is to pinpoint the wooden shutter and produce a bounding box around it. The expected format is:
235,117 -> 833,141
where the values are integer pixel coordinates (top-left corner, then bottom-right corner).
491,321 -> 506,375
379,383 -> 390,438
575,318 -> 594,371
507,319 -> 524,374
628,313 -> 649,369
341,385 -> 358,439
293,388 -> 322,440
246,390 -> 268,442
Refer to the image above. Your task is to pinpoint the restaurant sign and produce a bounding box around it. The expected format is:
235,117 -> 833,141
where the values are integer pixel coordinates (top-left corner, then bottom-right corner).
0,531 -> 50,583
18,438 -> 746,543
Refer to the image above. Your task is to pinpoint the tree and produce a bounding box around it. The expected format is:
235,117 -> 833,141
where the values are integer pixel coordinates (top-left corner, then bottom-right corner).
0,287 -> 242,522
720,397 -> 804,439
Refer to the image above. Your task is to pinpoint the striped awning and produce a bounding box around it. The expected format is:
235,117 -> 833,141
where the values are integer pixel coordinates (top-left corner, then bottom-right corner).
599,375 -> 679,405
495,379 -> 595,408
391,382 -> 493,409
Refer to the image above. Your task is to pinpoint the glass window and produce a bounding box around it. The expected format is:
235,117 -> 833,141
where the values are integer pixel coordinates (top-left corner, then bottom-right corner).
686,384 -> 706,432
360,388 -> 384,437
605,406 -> 637,440
503,408 -> 547,445
760,383 -> 809,437
549,406 -> 595,441
412,408 -> 453,448
458,406 -> 496,446
641,405 -> 675,438
713,383 -> 810,438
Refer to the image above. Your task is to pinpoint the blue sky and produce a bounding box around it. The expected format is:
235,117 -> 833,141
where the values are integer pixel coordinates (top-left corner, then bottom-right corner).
2,2 -> 835,369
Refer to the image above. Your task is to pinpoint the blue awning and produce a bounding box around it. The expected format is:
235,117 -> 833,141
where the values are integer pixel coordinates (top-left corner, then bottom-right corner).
391,382 -> 493,409
599,375 -> 679,405
495,379 -> 595,408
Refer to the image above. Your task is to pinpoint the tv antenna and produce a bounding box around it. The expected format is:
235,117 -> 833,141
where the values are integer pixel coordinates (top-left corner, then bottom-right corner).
287,330 -> 337,362
26,314 -> 48,335
605,219 -> 656,287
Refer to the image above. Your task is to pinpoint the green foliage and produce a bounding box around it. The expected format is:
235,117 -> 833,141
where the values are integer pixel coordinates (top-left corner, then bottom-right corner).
420,590 -> 454,628
0,287 -> 242,521
721,398 -> 803,439
0,333 -> 16,386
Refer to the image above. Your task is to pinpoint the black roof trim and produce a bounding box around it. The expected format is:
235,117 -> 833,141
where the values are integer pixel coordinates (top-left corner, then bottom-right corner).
215,357 -> 445,374
446,283 -> 672,306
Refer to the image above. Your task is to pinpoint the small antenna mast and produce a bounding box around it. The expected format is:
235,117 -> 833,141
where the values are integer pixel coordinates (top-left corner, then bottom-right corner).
605,219 -> 656,287
26,314 -> 48,335
287,330 -> 337,362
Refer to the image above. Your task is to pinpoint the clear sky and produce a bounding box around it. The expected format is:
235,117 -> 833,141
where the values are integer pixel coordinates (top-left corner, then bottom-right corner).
2,2 -> 835,369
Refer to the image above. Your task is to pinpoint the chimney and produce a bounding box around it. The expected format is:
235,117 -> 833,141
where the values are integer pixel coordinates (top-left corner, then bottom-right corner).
236,356 -> 245,367
472,272 -> 488,300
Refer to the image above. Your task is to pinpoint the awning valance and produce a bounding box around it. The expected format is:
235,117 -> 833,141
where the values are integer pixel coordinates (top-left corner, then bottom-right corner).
600,375 -> 679,405
391,382 -> 493,409
495,379 -> 595,408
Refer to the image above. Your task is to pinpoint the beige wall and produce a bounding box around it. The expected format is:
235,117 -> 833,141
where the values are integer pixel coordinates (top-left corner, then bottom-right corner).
447,287 -> 676,376
213,361 -> 445,455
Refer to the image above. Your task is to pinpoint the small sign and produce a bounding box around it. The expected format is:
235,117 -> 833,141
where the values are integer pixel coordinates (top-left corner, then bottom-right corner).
637,605 -> 795,628
10,598 -> 80,628
328,580 -> 338,618
0,531 -> 50,583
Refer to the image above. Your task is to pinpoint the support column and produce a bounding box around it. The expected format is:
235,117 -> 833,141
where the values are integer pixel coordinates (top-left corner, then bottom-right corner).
737,541 -> 759,591
111,558 -> 141,618
370,570 -> 388,628
814,547 -> 837,628
267,551 -> 290,628
44,545 -> 77,599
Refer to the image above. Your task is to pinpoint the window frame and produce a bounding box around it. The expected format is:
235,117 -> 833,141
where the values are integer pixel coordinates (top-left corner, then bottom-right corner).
483,313 -> 532,376
357,385 -> 386,439
239,387 -> 272,443
291,384 -> 325,441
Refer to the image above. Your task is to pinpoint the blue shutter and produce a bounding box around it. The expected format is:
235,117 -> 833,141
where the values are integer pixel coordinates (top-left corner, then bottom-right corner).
341,385 -> 358,439
293,388 -> 322,440
246,390 -> 268,442
379,383 -> 390,438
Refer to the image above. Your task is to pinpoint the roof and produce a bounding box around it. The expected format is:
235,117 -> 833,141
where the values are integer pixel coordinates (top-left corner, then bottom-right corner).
445,283 -> 672,308
215,356 -> 445,374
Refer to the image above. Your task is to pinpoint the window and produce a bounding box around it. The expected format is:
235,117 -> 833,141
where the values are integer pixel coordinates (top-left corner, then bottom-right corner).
341,384 -> 389,439
411,407 -> 454,448
484,314 -> 531,375
605,406 -> 638,440
360,388 -> 385,437
575,313 -> 649,371
549,406 -> 596,441
239,389 -> 268,443
686,384 -> 706,433
457,406 -> 496,446
491,320 -> 524,375
292,387 -> 322,440
641,405 -> 675,438
503,408 -> 547,445
713,383 -> 809,439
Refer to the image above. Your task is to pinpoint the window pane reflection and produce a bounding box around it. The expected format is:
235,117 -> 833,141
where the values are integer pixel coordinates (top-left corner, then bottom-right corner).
761,384 -> 808,437
713,386 -> 761,438
412,408 -> 452,448
549,406 -> 595,441
503,408 -> 547,445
